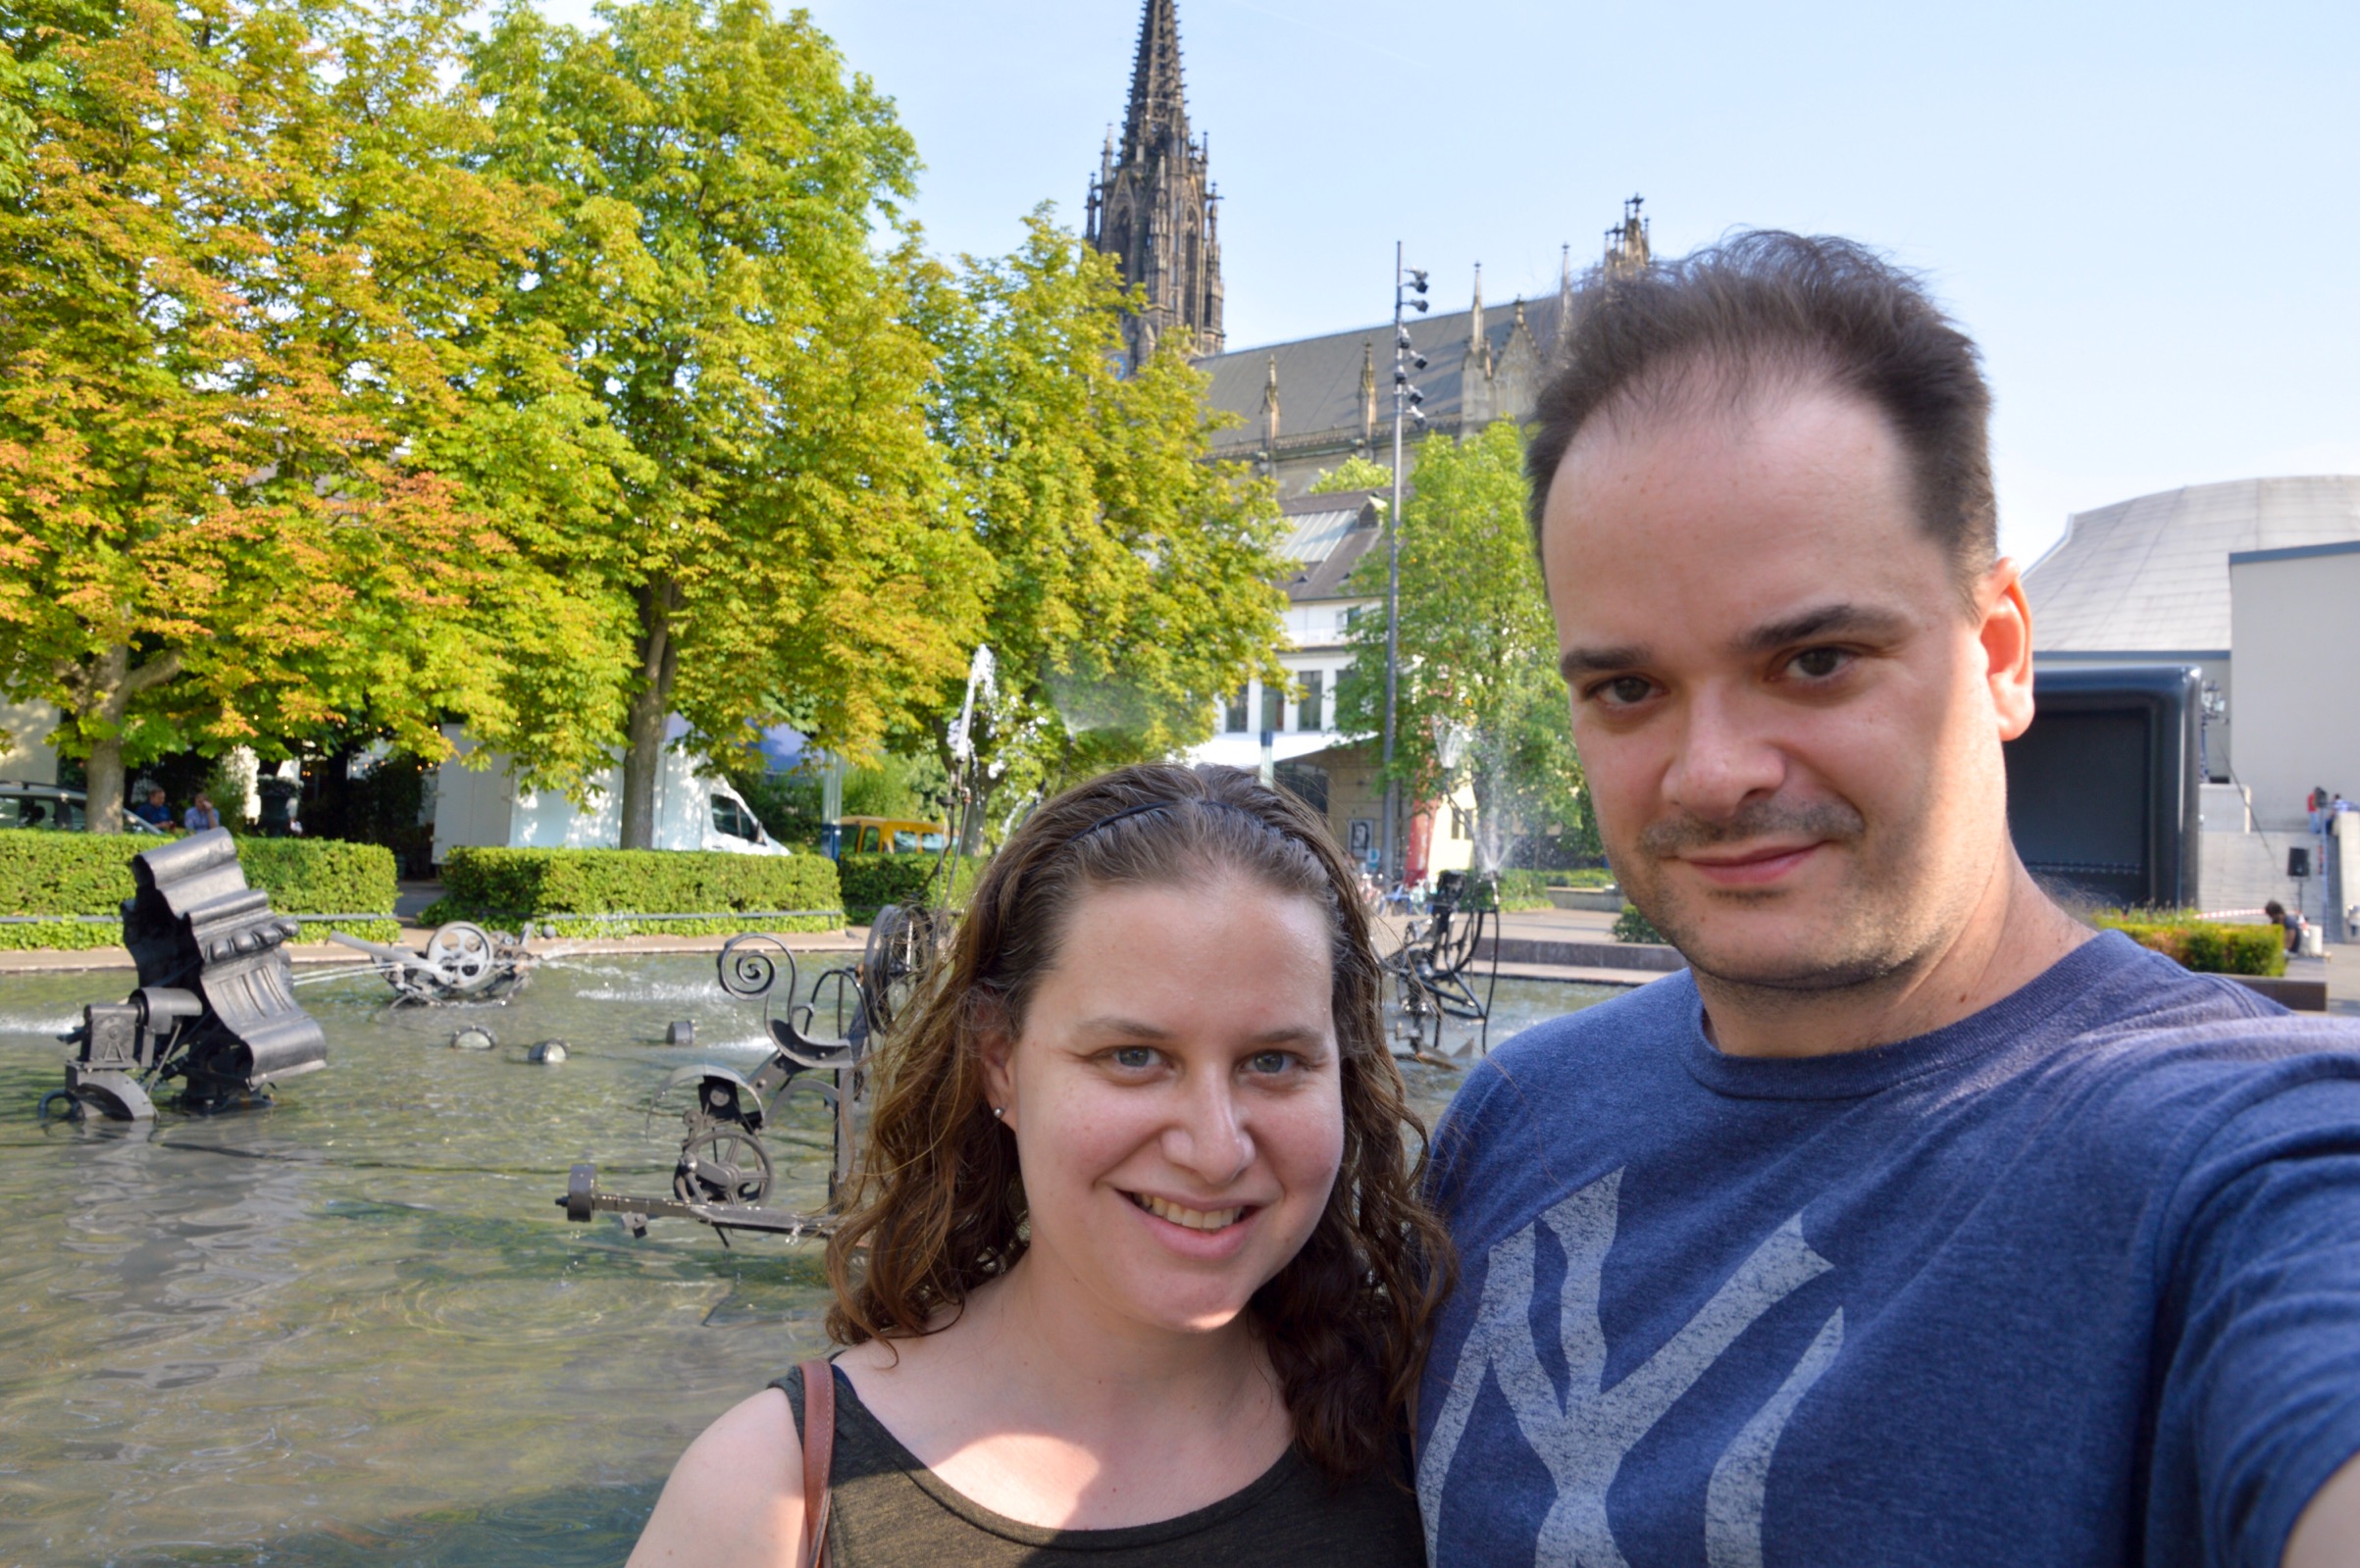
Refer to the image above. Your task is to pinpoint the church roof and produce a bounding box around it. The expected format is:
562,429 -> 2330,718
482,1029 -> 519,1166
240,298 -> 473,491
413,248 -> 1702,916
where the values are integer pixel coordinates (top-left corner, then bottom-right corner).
1197,291 -> 1568,457
2023,476 -> 2360,653
1273,490 -> 1383,603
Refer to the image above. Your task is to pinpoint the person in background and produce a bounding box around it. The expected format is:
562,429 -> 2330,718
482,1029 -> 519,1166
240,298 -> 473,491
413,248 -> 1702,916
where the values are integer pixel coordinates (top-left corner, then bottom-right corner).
2266,898 -> 2302,955
183,792 -> 221,833
131,785 -> 172,828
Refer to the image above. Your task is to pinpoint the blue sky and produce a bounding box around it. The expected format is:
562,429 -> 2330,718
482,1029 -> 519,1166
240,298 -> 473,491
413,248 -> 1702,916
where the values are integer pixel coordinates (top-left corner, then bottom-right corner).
532,0 -> 2360,566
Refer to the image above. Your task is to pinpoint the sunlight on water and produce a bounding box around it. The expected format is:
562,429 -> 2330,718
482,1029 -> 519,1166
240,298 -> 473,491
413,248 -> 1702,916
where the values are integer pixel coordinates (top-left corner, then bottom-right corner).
0,952 -> 1617,1565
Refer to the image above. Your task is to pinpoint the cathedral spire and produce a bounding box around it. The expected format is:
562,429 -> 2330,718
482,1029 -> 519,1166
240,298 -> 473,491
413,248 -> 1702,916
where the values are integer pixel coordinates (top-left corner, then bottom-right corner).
1557,242 -> 1575,351
1122,0 -> 1189,166
1468,263 -> 1490,378
1088,0 -> 1224,365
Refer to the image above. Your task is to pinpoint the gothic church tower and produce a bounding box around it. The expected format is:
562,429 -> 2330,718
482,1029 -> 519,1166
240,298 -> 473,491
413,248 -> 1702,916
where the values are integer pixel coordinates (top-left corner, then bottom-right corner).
1086,0 -> 1224,367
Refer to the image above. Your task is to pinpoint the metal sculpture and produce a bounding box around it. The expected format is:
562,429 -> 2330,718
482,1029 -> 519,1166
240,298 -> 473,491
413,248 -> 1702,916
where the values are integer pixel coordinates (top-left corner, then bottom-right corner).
559,905 -> 944,1244
328,921 -> 534,1005
46,829 -> 330,1120
1381,869 -> 1498,1059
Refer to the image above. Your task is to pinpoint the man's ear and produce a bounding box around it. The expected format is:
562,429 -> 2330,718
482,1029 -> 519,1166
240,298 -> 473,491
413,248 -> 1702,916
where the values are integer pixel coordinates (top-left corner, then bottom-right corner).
1977,557 -> 2036,741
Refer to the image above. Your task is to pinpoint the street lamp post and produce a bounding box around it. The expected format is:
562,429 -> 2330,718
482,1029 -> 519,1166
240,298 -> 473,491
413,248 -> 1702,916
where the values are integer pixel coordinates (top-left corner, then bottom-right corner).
1381,241 -> 1428,889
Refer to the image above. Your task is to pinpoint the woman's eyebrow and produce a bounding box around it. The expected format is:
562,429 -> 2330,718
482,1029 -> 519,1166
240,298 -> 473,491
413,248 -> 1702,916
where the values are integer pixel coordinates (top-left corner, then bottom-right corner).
1074,1016 -> 1178,1040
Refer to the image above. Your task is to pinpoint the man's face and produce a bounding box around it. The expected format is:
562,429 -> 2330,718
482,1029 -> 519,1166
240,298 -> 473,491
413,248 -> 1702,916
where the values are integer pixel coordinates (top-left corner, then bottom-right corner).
1540,378 -> 2031,992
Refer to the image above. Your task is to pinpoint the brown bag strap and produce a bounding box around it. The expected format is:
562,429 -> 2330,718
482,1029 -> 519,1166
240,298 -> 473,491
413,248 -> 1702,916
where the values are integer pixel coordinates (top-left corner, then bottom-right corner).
797,1360 -> 835,1568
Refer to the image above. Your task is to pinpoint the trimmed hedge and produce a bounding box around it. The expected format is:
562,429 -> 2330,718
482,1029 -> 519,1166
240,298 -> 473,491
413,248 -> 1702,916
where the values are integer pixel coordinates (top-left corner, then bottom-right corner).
424,846 -> 843,936
2096,913 -> 2286,977
836,850 -> 992,926
1613,902 -> 1668,945
0,830 -> 398,948
840,852 -> 939,926
1493,870 -> 1553,912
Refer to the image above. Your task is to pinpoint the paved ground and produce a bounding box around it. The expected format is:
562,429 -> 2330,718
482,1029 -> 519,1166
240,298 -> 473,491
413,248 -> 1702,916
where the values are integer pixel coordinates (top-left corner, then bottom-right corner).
2,899 -> 2350,1014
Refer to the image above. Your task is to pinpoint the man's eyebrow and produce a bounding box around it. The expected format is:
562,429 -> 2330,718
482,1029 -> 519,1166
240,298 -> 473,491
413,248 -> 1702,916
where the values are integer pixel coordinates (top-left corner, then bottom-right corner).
1559,643 -> 1650,683
1731,603 -> 1911,657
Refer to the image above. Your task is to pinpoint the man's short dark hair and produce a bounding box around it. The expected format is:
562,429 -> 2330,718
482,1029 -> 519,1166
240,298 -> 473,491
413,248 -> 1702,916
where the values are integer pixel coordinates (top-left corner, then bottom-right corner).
1526,231 -> 1997,593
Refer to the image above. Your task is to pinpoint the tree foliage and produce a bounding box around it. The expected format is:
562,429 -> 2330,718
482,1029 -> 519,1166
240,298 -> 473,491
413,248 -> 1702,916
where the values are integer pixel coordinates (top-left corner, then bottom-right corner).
0,0 -> 548,827
1335,421 -> 1581,865
921,211 -> 1287,823
467,0 -> 988,847
1307,453 -> 1394,495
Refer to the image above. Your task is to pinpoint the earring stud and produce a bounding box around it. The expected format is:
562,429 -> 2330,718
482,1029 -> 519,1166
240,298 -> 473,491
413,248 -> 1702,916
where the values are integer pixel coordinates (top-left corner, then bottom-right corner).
991,1105 -> 1004,1120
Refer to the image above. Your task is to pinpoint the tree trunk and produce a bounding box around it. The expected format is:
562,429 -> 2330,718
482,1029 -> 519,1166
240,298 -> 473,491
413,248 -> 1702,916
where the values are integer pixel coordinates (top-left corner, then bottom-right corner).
84,733 -> 127,835
75,643 -> 182,834
618,580 -> 680,851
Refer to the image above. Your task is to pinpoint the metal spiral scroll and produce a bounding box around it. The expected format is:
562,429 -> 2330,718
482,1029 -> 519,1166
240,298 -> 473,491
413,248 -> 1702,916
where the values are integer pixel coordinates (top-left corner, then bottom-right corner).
561,907 -> 946,1244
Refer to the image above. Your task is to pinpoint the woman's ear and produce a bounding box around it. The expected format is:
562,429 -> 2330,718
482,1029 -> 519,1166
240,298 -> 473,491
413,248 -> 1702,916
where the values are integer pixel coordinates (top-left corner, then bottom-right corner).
977,1010 -> 1019,1129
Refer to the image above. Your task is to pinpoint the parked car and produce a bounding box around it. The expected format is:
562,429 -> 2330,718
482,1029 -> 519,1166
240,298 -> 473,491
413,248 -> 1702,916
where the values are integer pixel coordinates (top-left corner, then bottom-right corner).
818,817 -> 949,859
0,781 -> 169,835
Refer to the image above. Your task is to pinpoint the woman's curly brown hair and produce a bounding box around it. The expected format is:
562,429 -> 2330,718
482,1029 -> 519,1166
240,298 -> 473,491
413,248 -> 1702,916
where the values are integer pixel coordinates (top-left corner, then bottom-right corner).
825,762 -> 1454,1482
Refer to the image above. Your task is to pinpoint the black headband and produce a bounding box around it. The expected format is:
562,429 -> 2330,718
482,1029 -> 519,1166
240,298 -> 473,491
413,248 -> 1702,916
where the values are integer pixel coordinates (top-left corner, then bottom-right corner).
1073,796 -> 1270,843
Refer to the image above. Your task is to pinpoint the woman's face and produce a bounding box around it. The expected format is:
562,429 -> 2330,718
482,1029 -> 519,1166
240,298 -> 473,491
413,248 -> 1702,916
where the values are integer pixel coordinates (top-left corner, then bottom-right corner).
985,875 -> 1345,1338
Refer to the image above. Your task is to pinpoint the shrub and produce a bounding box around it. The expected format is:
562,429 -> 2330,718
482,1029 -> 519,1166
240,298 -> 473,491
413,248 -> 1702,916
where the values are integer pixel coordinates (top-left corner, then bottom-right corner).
1492,870 -> 1553,912
839,852 -> 938,926
424,846 -> 843,936
2095,912 -> 2285,977
0,830 -> 398,947
1613,902 -> 1668,945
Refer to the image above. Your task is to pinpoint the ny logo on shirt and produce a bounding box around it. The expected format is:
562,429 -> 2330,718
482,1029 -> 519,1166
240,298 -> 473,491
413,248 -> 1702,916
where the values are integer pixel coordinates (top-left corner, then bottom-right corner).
1419,1169 -> 1845,1568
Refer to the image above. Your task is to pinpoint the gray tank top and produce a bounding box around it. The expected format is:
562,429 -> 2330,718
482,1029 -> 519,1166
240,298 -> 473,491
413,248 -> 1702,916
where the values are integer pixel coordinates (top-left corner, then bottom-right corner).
775,1364 -> 1424,1565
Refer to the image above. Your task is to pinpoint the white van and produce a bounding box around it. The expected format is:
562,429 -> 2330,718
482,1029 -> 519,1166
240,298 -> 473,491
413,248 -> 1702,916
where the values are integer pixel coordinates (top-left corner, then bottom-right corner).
429,724 -> 791,863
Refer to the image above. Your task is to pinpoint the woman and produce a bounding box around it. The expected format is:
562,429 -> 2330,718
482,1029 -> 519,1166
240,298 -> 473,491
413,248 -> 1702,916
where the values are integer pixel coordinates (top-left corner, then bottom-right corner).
631,763 -> 1451,1566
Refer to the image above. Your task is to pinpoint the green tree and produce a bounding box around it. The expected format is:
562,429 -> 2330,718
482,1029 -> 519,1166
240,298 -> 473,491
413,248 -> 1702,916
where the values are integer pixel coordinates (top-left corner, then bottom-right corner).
0,0 -> 551,827
921,211 -> 1288,828
1335,420 -> 1581,865
467,0 -> 988,848
1307,453 -> 1394,495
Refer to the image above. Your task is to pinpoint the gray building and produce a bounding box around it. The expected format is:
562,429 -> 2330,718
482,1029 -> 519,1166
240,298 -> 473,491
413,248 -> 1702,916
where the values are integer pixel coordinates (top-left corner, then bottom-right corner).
2023,476 -> 2360,928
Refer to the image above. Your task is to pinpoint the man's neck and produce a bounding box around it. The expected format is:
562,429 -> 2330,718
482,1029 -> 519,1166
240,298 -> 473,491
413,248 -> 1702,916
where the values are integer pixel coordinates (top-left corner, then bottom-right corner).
1695,856 -> 2092,1059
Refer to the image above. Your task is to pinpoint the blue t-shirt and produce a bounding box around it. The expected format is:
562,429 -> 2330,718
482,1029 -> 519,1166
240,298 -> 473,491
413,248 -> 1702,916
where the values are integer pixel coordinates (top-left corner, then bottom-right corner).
1417,933 -> 2360,1567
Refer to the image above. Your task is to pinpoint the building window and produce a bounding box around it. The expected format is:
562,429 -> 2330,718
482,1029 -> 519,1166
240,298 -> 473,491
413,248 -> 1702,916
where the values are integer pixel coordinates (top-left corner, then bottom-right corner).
1452,802 -> 1470,840
1224,687 -> 1249,732
1298,670 -> 1324,732
1260,681 -> 1285,733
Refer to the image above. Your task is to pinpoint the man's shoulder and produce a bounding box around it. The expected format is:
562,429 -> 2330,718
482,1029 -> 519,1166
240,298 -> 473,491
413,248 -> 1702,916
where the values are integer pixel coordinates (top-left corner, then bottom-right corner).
1476,971 -> 1693,1084
1431,975 -> 1696,1170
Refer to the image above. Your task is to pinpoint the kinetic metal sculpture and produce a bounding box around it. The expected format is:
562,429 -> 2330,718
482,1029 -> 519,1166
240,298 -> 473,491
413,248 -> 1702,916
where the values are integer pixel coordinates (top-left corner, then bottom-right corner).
48,829 -> 330,1120
559,904 -> 942,1244
329,921 -> 535,1005
1381,869 -> 1497,1058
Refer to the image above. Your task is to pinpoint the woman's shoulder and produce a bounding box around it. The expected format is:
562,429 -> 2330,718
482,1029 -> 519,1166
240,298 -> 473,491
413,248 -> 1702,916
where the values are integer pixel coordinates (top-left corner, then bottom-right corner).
626,1381 -> 806,1568
1236,1449 -> 1423,1565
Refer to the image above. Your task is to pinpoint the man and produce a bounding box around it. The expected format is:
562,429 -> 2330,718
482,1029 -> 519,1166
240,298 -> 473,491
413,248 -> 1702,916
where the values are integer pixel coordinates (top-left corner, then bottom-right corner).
131,784 -> 172,828
1417,233 -> 2360,1566
183,791 -> 220,833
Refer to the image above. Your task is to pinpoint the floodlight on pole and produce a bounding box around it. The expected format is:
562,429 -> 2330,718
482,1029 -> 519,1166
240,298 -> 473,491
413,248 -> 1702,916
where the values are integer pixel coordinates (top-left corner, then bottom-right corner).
1381,239 -> 1431,893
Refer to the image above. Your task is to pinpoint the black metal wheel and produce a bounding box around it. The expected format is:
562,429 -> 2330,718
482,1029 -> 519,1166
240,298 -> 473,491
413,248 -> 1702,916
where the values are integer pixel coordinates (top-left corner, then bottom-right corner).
673,1126 -> 774,1207
860,904 -> 940,1038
